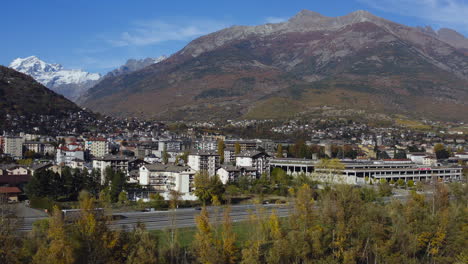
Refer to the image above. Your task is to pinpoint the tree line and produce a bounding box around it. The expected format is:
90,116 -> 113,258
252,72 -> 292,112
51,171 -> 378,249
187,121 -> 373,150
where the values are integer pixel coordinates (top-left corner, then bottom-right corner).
1,181 -> 466,264
25,167 -> 129,209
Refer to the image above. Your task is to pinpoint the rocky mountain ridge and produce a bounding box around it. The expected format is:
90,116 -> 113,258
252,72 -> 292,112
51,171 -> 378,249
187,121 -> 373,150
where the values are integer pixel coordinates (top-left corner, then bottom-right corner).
102,56 -> 167,79
416,26 -> 468,53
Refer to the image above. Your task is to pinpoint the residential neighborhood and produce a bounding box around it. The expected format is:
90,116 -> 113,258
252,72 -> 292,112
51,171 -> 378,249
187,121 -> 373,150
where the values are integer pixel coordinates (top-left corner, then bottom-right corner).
1,117 -> 466,203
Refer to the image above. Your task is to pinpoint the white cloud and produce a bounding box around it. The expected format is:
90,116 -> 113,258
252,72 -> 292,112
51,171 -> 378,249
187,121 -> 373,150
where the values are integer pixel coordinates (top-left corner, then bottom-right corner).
359,0 -> 468,33
109,18 -> 229,47
265,16 -> 287,24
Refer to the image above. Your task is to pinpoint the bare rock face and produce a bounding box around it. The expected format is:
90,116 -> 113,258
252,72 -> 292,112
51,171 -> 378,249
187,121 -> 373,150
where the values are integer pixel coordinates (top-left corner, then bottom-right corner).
82,10 -> 468,122
103,56 -> 167,79
416,26 -> 468,53
437,28 -> 468,50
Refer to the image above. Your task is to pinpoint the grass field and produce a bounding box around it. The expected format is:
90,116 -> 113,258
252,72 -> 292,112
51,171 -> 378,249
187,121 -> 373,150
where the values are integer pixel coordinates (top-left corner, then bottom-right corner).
395,118 -> 431,130
151,220 -> 255,248
243,97 -> 304,120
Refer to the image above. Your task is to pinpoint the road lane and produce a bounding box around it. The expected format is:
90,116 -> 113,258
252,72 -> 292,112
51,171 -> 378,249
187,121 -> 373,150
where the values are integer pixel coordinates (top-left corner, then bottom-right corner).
17,203 -> 292,232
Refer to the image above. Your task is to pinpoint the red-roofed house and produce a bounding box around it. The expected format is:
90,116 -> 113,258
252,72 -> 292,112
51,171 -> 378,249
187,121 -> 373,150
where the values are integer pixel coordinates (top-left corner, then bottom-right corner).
0,187 -> 22,202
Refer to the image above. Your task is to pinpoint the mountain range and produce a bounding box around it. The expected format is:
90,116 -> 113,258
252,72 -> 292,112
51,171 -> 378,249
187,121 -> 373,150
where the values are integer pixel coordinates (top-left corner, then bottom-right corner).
80,10 -> 468,122
8,55 -> 167,102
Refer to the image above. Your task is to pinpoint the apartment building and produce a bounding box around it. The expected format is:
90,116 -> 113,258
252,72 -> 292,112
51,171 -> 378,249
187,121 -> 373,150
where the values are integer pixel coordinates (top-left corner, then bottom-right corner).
235,150 -> 270,177
85,138 -> 109,158
3,136 -> 24,158
216,165 -> 257,184
23,141 -> 55,156
56,143 -> 85,166
194,140 -> 218,151
158,140 -> 182,152
139,163 -> 197,200
224,140 -> 258,151
92,155 -> 143,183
188,151 -> 220,176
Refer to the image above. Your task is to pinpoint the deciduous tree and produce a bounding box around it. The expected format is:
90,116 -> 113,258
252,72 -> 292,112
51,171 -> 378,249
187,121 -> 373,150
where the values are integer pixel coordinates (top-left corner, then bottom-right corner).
276,144 -> 283,158
218,139 -> 225,164
32,206 -> 75,264
234,143 -> 241,155
193,207 -> 221,263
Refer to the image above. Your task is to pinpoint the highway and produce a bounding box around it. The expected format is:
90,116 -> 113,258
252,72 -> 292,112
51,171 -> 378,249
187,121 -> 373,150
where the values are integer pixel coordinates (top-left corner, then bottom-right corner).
17,203 -> 292,232
17,189 -> 417,232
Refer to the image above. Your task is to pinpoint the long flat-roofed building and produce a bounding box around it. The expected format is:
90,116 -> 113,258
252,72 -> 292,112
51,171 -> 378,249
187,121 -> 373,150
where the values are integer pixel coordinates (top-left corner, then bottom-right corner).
224,140 -> 258,151
269,158 -> 463,185
269,158 -> 316,176
314,160 -> 462,184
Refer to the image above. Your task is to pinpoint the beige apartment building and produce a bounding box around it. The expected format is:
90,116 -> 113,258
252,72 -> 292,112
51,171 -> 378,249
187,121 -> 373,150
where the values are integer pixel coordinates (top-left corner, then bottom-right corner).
85,138 -> 109,157
3,136 -> 24,158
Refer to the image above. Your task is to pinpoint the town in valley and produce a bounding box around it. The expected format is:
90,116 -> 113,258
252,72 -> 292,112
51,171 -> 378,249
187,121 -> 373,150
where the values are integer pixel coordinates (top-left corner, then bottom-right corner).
1,1 -> 467,263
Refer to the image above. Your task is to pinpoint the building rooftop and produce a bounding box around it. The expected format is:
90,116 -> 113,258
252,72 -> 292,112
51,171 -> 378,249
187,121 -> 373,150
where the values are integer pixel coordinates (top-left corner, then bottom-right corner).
0,186 -> 22,194
143,163 -> 190,173
235,150 -> 269,158
94,155 -> 136,162
189,151 -> 219,156
86,137 -> 107,142
0,164 -> 20,170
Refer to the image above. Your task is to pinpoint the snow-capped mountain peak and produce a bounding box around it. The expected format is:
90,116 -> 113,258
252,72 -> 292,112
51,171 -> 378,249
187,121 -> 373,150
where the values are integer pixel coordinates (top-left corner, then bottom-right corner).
10,56 -> 63,74
9,55 -> 168,102
9,56 -> 101,101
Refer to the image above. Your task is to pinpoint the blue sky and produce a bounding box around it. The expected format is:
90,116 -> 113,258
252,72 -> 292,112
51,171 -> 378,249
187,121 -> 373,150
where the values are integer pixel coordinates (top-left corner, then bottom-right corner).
2,0 -> 468,73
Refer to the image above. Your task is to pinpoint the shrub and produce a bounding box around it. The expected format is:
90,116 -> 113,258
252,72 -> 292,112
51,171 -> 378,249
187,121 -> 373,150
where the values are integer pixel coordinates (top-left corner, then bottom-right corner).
397,179 -> 405,187
29,197 -> 56,213
378,183 -> 393,197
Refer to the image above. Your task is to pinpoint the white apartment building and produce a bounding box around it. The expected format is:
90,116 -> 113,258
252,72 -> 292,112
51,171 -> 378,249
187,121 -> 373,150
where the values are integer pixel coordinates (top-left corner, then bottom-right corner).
158,140 -> 182,152
188,151 -> 220,176
92,155 -> 140,183
235,151 -> 270,177
224,149 -> 236,165
407,153 -> 427,164
194,140 -> 217,151
423,155 -> 438,166
3,136 -> 24,158
455,153 -> 468,159
56,143 -> 85,166
23,141 -> 55,156
216,165 -> 257,184
85,138 -> 109,157
139,163 -> 197,200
